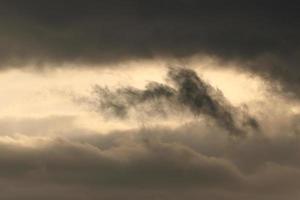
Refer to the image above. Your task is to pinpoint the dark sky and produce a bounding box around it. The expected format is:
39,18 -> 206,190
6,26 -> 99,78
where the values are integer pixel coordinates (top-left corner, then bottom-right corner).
1,0 -> 300,95
1,0 -> 299,62
1,1 -> 300,199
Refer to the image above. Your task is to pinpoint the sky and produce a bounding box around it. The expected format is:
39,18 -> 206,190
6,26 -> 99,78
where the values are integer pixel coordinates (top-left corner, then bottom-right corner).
1,1 -> 300,199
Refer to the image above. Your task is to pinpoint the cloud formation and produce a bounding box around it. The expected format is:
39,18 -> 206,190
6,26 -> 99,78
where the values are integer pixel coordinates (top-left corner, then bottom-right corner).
1,0 -> 300,96
91,67 -> 259,135
1,1 -> 300,199
0,118 -> 299,199
0,94 -> 299,199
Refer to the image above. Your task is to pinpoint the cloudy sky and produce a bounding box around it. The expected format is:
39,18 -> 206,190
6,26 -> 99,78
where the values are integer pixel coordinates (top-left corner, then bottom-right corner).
1,1 -> 300,199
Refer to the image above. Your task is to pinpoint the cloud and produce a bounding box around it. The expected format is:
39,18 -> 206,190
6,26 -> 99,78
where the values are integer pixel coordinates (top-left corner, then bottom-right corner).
0,121 -> 300,199
1,1 -> 300,199
90,67 -> 259,135
0,105 -> 299,199
1,1 -> 300,97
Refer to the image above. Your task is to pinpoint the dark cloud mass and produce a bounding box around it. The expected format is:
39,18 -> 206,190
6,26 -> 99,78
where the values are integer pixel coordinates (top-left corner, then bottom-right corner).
92,67 -> 259,135
1,1 -> 300,199
0,119 -> 300,199
1,0 -> 300,95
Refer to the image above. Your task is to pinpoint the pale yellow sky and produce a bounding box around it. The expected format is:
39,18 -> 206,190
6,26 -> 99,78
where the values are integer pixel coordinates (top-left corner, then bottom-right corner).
0,60 -> 272,133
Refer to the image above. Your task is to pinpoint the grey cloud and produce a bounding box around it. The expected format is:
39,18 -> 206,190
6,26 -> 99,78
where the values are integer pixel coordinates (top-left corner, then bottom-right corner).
0,135 -> 243,187
0,122 -> 300,199
0,1 -> 300,97
1,1 -> 300,198
92,67 -> 259,135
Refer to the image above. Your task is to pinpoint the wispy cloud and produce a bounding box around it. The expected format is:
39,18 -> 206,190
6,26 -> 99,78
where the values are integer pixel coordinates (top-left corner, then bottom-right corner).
90,67 -> 259,135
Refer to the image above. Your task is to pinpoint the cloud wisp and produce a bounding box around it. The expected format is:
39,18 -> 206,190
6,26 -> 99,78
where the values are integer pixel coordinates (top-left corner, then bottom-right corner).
91,67 -> 259,136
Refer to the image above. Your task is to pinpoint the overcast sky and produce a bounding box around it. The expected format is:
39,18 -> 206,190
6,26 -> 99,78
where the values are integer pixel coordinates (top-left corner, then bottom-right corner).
1,1 -> 300,199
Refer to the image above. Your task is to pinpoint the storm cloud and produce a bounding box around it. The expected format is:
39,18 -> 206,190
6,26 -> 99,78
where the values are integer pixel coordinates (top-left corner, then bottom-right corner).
1,0 -> 300,96
0,89 -> 299,199
0,117 -> 299,199
1,1 -> 300,199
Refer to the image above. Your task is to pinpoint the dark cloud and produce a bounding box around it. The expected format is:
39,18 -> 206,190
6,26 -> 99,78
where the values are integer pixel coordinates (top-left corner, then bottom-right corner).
1,1 -> 300,199
0,122 -> 300,199
0,107 -> 299,199
91,67 -> 259,135
1,0 -> 300,96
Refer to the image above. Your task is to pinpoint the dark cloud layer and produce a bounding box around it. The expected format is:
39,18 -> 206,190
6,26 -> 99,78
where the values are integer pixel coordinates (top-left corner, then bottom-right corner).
0,103 -> 299,199
92,67 -> 259,135
1,1 -> 300,199
0,120 -> 300,199
1,0 -> 300,96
